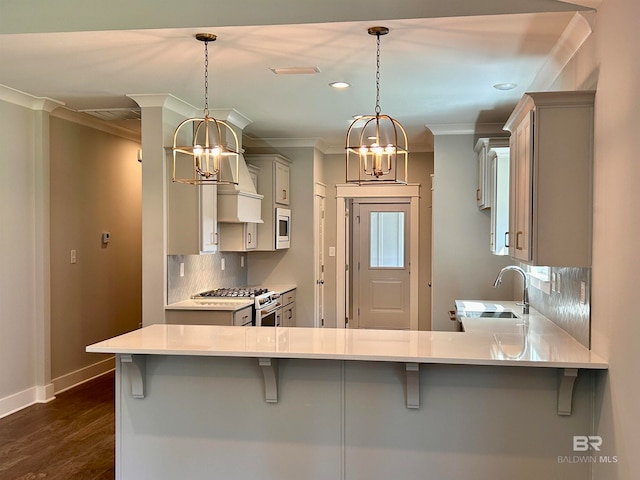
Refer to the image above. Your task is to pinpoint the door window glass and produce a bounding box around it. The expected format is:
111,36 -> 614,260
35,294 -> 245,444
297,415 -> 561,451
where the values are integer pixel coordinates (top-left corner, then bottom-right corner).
370,211 -> 404,268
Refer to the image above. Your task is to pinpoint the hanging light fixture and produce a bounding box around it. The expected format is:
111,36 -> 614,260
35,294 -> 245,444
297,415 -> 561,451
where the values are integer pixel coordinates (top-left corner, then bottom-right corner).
172,33 -> 240,185
346,26 -> 408,185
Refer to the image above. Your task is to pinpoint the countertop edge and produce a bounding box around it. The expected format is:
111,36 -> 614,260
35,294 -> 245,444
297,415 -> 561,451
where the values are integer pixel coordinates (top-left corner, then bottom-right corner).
86,324 -> 608,370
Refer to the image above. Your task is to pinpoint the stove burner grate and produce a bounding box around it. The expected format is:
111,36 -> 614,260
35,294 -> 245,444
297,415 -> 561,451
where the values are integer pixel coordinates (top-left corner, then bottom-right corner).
194,287 -> 269,298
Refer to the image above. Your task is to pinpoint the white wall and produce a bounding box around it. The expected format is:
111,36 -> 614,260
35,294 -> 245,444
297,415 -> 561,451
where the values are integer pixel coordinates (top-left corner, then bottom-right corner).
0,99 -> 38,414
49,114 -> 142,383
550,0 -> 640,477
431,134 -> 514,331
0,91 -> 143,416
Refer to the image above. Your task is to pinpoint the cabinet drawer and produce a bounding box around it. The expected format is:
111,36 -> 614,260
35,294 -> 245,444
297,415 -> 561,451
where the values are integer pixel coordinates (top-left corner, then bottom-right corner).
281,290 -> 296,306
233,306 -> 254,326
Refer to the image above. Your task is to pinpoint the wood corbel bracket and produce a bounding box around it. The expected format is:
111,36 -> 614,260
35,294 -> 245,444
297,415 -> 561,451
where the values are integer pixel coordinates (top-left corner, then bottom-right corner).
120,354 -> 146,399
259,358 -> 279,403
557,368 -> 579,416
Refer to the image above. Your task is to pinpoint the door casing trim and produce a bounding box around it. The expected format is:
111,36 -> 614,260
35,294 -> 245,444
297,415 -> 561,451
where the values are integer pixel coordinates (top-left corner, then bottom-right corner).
335,184 -> 420,329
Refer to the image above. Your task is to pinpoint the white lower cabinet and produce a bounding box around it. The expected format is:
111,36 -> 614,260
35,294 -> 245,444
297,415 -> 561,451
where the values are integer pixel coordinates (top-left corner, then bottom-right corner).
279,289 -> 296,327
165,305 -> 253,326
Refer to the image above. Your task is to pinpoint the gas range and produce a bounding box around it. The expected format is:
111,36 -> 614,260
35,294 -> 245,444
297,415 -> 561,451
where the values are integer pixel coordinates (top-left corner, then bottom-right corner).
190,287 -> 280,326
192,287 -> 279,311
192,287 -> 270,299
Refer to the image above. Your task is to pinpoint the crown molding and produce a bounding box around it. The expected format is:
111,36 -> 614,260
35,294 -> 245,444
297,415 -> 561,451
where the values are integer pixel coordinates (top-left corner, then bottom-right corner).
528,11 -> 594,91
426,122 -> 506,136
243,135 -> 329,152
0,84 -> 64,112
126,93 -> 199,118
50,107 -> 140,143
209,108 -> 253,130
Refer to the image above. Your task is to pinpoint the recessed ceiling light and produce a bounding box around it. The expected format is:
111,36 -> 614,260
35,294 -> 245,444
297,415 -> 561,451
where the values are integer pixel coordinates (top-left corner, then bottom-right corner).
493,82 -> 518,91
329,81 -> 350,89
269,66 -> 321,75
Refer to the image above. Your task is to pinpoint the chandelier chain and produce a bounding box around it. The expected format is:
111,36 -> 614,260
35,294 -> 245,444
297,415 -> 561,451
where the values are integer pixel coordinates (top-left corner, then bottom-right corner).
375,32 -> 381,115
203,40 -> 209,117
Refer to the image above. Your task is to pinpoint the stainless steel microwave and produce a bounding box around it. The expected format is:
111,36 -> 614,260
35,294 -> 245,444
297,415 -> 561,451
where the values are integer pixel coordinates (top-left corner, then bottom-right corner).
275,208 -> 291,249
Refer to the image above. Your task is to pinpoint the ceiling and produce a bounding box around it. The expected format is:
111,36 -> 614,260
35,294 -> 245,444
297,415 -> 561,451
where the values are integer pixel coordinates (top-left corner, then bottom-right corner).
0,1 -> 596,151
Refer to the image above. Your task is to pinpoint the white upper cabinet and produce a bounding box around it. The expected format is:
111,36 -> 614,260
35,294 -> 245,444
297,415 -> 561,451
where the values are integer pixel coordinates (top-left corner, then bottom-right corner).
219,164 -> 260,252
167,180 -> 218,255
218,222 -> 257,252
274,160 -> 290,206
489,147 -> 510,256
504,91 -> 595,267
474,138 -> 508,210
245,154 -> 292,251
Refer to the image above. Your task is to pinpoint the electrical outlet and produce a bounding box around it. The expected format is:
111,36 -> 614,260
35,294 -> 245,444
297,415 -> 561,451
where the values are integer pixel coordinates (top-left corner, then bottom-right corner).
70,249 -> 77,264
556,273 -> 561,293
580,281 -> 587,304
179,262 -> 185,277
221,258 -> 225,271
241,256 -> 245,267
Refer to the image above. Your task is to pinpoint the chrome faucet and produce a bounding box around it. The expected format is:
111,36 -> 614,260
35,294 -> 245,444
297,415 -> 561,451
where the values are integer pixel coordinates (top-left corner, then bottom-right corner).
493,265 -> 529,314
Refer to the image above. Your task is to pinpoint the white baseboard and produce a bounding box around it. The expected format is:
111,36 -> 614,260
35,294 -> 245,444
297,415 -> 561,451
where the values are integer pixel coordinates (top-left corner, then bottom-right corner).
53,356 -> 115,394
0,387 -> 39,420
0,357 -> 115,420
36,383 -> 56,403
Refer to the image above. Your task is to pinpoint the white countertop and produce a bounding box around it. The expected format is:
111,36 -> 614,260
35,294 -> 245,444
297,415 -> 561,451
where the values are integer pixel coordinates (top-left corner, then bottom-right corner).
87,314 -> 607,370
165,285 -> 296,311
165,298 -> 253,311
269,284 -> 297,294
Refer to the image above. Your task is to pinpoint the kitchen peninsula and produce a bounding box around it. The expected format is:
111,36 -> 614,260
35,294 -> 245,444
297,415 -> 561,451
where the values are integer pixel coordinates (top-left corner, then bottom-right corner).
87,303 -> 606,480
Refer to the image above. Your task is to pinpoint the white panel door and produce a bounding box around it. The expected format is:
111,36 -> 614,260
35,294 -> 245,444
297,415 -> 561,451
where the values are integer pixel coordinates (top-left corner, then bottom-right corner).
354,203 -> 410,330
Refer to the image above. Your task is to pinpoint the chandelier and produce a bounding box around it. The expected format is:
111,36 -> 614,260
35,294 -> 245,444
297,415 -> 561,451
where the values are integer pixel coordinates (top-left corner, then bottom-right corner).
346,26 -> 408,184
172,33 -> 239,185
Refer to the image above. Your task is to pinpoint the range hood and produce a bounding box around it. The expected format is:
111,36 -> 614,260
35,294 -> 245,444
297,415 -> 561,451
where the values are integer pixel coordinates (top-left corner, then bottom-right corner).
213,109 -> 263,224
217,153 -> 263,223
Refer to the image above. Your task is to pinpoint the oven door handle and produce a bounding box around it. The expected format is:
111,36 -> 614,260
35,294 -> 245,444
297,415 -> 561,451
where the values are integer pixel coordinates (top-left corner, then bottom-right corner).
266,303 -> 281,313
260,302 -> 281,315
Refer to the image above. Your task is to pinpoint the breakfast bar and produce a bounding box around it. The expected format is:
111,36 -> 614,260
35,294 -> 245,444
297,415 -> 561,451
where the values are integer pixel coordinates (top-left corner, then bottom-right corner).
87,305 -> 607,480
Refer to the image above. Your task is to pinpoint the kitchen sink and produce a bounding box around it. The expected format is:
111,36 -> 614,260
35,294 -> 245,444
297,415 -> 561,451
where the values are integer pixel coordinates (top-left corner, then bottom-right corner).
461,311 -> 519,318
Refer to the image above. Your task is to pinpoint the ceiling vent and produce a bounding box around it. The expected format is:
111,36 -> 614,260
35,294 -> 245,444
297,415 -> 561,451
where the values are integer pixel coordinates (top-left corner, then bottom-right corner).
269,66 -> 320,75
78,108 -> 141,121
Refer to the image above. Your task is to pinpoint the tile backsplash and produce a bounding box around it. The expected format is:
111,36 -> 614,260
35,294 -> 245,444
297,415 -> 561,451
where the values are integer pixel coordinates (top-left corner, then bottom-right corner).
167,253 -> 247,304
527,266 -> 590,348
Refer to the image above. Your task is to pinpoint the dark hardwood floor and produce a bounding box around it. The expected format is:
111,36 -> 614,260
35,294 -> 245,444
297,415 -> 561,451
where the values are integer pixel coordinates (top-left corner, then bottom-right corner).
0,372 -> 115,480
